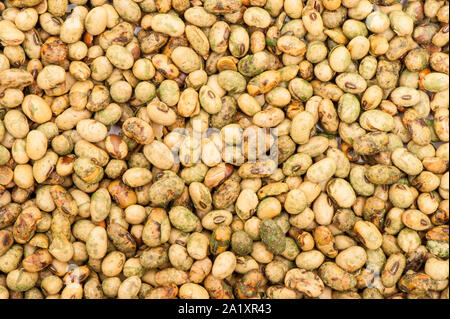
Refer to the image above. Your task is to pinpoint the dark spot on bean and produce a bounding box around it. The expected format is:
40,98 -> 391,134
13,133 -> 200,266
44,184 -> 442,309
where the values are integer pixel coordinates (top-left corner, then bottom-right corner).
2,233 -> 12,246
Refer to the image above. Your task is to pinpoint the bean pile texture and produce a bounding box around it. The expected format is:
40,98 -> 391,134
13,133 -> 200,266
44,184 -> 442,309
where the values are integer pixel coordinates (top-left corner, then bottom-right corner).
0,0 -> 449,300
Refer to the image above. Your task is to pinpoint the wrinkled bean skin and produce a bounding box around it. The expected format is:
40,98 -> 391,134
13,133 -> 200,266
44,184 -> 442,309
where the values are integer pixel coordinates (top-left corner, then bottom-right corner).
285,268 -> 324,297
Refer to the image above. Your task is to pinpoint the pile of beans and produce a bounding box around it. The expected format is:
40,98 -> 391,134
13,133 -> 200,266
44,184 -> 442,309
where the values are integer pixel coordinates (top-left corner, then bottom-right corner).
0,0 -> 449,299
